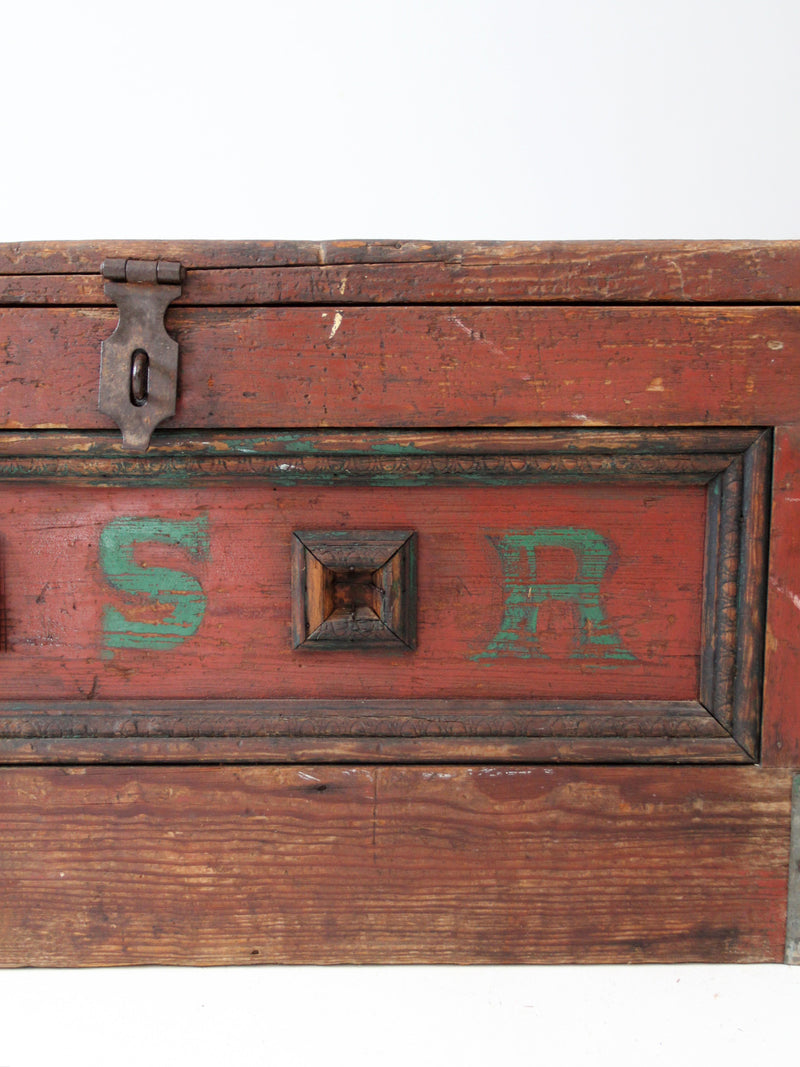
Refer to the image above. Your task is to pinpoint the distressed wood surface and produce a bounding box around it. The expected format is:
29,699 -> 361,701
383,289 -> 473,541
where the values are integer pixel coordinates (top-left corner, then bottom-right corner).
0,430 -> 750,486
0,426 -> 765,458
2,241 -> 800,304
731,432 -> 771,756
1,305 -> 798,431
0,241 -> 797,965
0,481 -> 705,703
763,424 -> 800,766
0,429 -> 769,762
0,705 -> 743,764
291,529 -> 417,650
0,764 -> 789,966
786,776 -> 800,963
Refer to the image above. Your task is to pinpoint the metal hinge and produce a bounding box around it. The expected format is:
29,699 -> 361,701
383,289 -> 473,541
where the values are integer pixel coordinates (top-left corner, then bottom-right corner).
98,258 -> 185,452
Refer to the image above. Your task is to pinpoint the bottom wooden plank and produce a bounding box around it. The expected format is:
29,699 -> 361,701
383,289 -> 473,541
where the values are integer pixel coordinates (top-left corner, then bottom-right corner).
0,765 -> 791,965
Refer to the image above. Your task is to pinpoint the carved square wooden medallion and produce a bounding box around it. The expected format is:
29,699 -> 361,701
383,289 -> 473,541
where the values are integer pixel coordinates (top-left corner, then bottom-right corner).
291,530 -> 417,649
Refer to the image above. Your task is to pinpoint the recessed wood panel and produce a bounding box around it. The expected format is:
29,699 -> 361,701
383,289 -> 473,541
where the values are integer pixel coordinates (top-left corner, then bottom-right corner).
0,482 -> 705,701
0,429 -> 770,763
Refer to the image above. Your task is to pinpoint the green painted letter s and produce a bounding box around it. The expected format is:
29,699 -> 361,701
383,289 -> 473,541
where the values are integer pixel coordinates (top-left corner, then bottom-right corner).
100,516 -> 210,651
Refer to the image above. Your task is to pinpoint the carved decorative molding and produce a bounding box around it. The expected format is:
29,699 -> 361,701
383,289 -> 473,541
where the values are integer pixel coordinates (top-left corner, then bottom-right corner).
291,530 -> 417,650
0,428 -> 761,485
0,428 -> 771,764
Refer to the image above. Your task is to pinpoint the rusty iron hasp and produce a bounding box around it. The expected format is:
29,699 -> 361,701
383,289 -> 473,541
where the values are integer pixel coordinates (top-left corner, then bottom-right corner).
98,258 -> 185,452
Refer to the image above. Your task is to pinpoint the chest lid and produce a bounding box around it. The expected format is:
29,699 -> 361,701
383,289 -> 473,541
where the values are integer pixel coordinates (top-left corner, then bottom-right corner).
3,239 -> 800,435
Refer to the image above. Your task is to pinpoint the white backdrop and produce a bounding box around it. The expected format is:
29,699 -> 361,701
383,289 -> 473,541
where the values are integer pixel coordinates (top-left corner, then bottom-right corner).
2,0 -> 798,240
1,1 -> 800,1064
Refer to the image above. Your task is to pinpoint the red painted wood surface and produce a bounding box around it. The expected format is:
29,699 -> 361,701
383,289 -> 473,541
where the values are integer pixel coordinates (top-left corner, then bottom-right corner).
2,240 -> 800,303
0,241 -> 797,965
1,306 -> 798,430
763,423 -> 800,765
0,764 -> 789,965
1,482 -> 705,702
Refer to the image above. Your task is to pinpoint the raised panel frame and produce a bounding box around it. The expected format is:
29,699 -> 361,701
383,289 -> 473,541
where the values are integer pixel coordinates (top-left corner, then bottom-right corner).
0,427 -> 770,764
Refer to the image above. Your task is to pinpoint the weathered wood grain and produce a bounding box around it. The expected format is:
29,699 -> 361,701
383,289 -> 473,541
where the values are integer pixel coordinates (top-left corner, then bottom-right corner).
0,697 -> 744,764
0,426 -> 765,458
0,764 -> 789,965
0,241 -> 795,966
695,431 -> 770,759
1,306 -> 798,430
731,431 -> 771,757
0,434 -> 745,486
762,424 -> 800,766
0,727 -> 748,764
786,776 -> 800,963
0,535 -> 5,654
291,530 -> 417,649
0,240 -> 325,274
2,241 -> 800,304
0,482 -> 705,702
0,429 -> 769,762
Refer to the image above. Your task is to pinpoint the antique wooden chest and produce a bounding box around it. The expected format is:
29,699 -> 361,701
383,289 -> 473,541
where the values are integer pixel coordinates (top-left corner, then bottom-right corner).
1,239 -> 799,965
